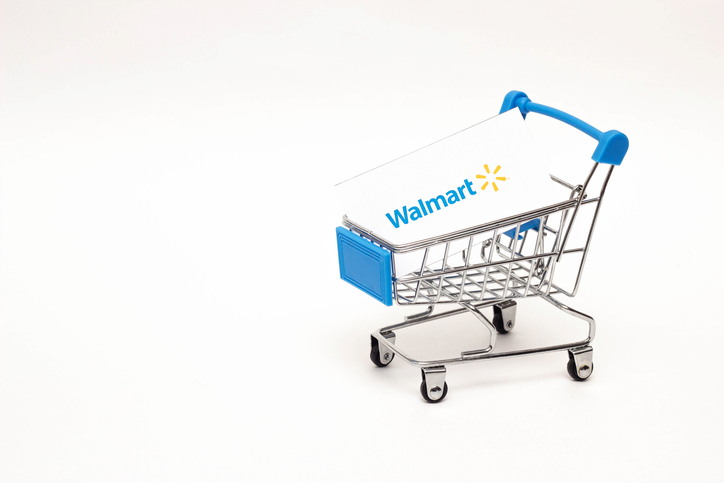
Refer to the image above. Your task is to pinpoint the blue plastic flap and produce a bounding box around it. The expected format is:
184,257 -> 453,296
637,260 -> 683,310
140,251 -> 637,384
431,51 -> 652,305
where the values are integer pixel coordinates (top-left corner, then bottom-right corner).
336,227 -> 393,306
503,219 -> 540,240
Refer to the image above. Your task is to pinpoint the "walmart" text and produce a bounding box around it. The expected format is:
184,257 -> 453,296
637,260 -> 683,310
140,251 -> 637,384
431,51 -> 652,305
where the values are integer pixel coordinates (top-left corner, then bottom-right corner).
385,179 -> 477,228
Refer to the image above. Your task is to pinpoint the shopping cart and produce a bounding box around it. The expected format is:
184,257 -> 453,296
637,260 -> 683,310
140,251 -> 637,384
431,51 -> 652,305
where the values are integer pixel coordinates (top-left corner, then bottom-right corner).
336,91 -> 628,402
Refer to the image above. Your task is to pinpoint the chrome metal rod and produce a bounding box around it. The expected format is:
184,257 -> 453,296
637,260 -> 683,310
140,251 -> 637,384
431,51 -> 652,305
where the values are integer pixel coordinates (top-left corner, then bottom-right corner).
556,162 -> 598,261
372,294 -> 596,368
397,251 -> 559,283
570,164 -> 614,296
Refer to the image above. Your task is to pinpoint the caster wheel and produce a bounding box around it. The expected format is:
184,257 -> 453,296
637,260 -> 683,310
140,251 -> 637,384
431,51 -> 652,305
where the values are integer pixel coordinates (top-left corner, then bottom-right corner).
370,336 -> 394,367
420,380 -> 448,403
567,358 -> 594,381
492,312 -> 510,334
493,300 -> 516,334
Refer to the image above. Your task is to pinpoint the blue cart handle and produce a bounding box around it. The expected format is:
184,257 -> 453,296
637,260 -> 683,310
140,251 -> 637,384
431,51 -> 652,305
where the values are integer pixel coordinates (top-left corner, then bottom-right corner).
500,91 -> 628,166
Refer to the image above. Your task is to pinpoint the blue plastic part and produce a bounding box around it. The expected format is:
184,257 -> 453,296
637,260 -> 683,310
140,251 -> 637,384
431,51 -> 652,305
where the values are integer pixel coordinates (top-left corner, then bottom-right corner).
500,91 -> 532,119
336,227 -> 393,306
591,129 -> 629,166
499,90 -> 628,165
503,219 -> 540,240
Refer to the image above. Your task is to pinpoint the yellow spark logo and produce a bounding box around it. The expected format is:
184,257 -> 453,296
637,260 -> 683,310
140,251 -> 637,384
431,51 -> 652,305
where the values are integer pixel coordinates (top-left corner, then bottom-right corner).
476,164 -> 507,192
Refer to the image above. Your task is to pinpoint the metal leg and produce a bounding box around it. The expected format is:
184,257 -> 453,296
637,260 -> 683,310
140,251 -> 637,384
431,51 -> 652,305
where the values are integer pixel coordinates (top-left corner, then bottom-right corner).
459,302 -> 496,355
420,366 -> 448,403
404,305 -> 434,322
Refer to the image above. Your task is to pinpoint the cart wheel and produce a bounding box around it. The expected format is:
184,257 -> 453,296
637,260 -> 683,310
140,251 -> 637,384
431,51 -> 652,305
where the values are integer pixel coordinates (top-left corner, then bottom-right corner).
492,313 -> 509,334
567,358 -> 594,381
370,336 -> 394,367
420,380 -> 448,403
493,300 -> 517,334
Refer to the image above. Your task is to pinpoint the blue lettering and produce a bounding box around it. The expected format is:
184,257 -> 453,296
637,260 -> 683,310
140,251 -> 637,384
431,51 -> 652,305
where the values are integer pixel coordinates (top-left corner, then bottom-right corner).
446,190 -> 460,205
385,179 -> 477,228
464,178 -> 476,196
425,195 -> 448,213
410,206 -> 423,220
418,199 -> 428,216
385,206 -> 409,228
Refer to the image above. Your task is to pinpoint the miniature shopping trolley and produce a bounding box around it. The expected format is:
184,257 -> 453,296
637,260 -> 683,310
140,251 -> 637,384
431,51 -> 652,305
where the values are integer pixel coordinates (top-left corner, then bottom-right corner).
336,91 -> 629,402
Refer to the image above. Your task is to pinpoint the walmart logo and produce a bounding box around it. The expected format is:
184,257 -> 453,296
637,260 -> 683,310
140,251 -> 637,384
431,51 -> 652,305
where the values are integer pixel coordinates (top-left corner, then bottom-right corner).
384,165 -> 507,229
476,164 -> 507,191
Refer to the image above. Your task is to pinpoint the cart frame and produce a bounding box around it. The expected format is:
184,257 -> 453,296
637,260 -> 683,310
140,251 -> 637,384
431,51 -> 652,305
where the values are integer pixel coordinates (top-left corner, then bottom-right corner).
337,91 -> 628,402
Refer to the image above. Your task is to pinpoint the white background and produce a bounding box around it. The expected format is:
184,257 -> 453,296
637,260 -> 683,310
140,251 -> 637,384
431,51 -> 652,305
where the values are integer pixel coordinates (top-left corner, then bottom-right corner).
1,1 -> 722,481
